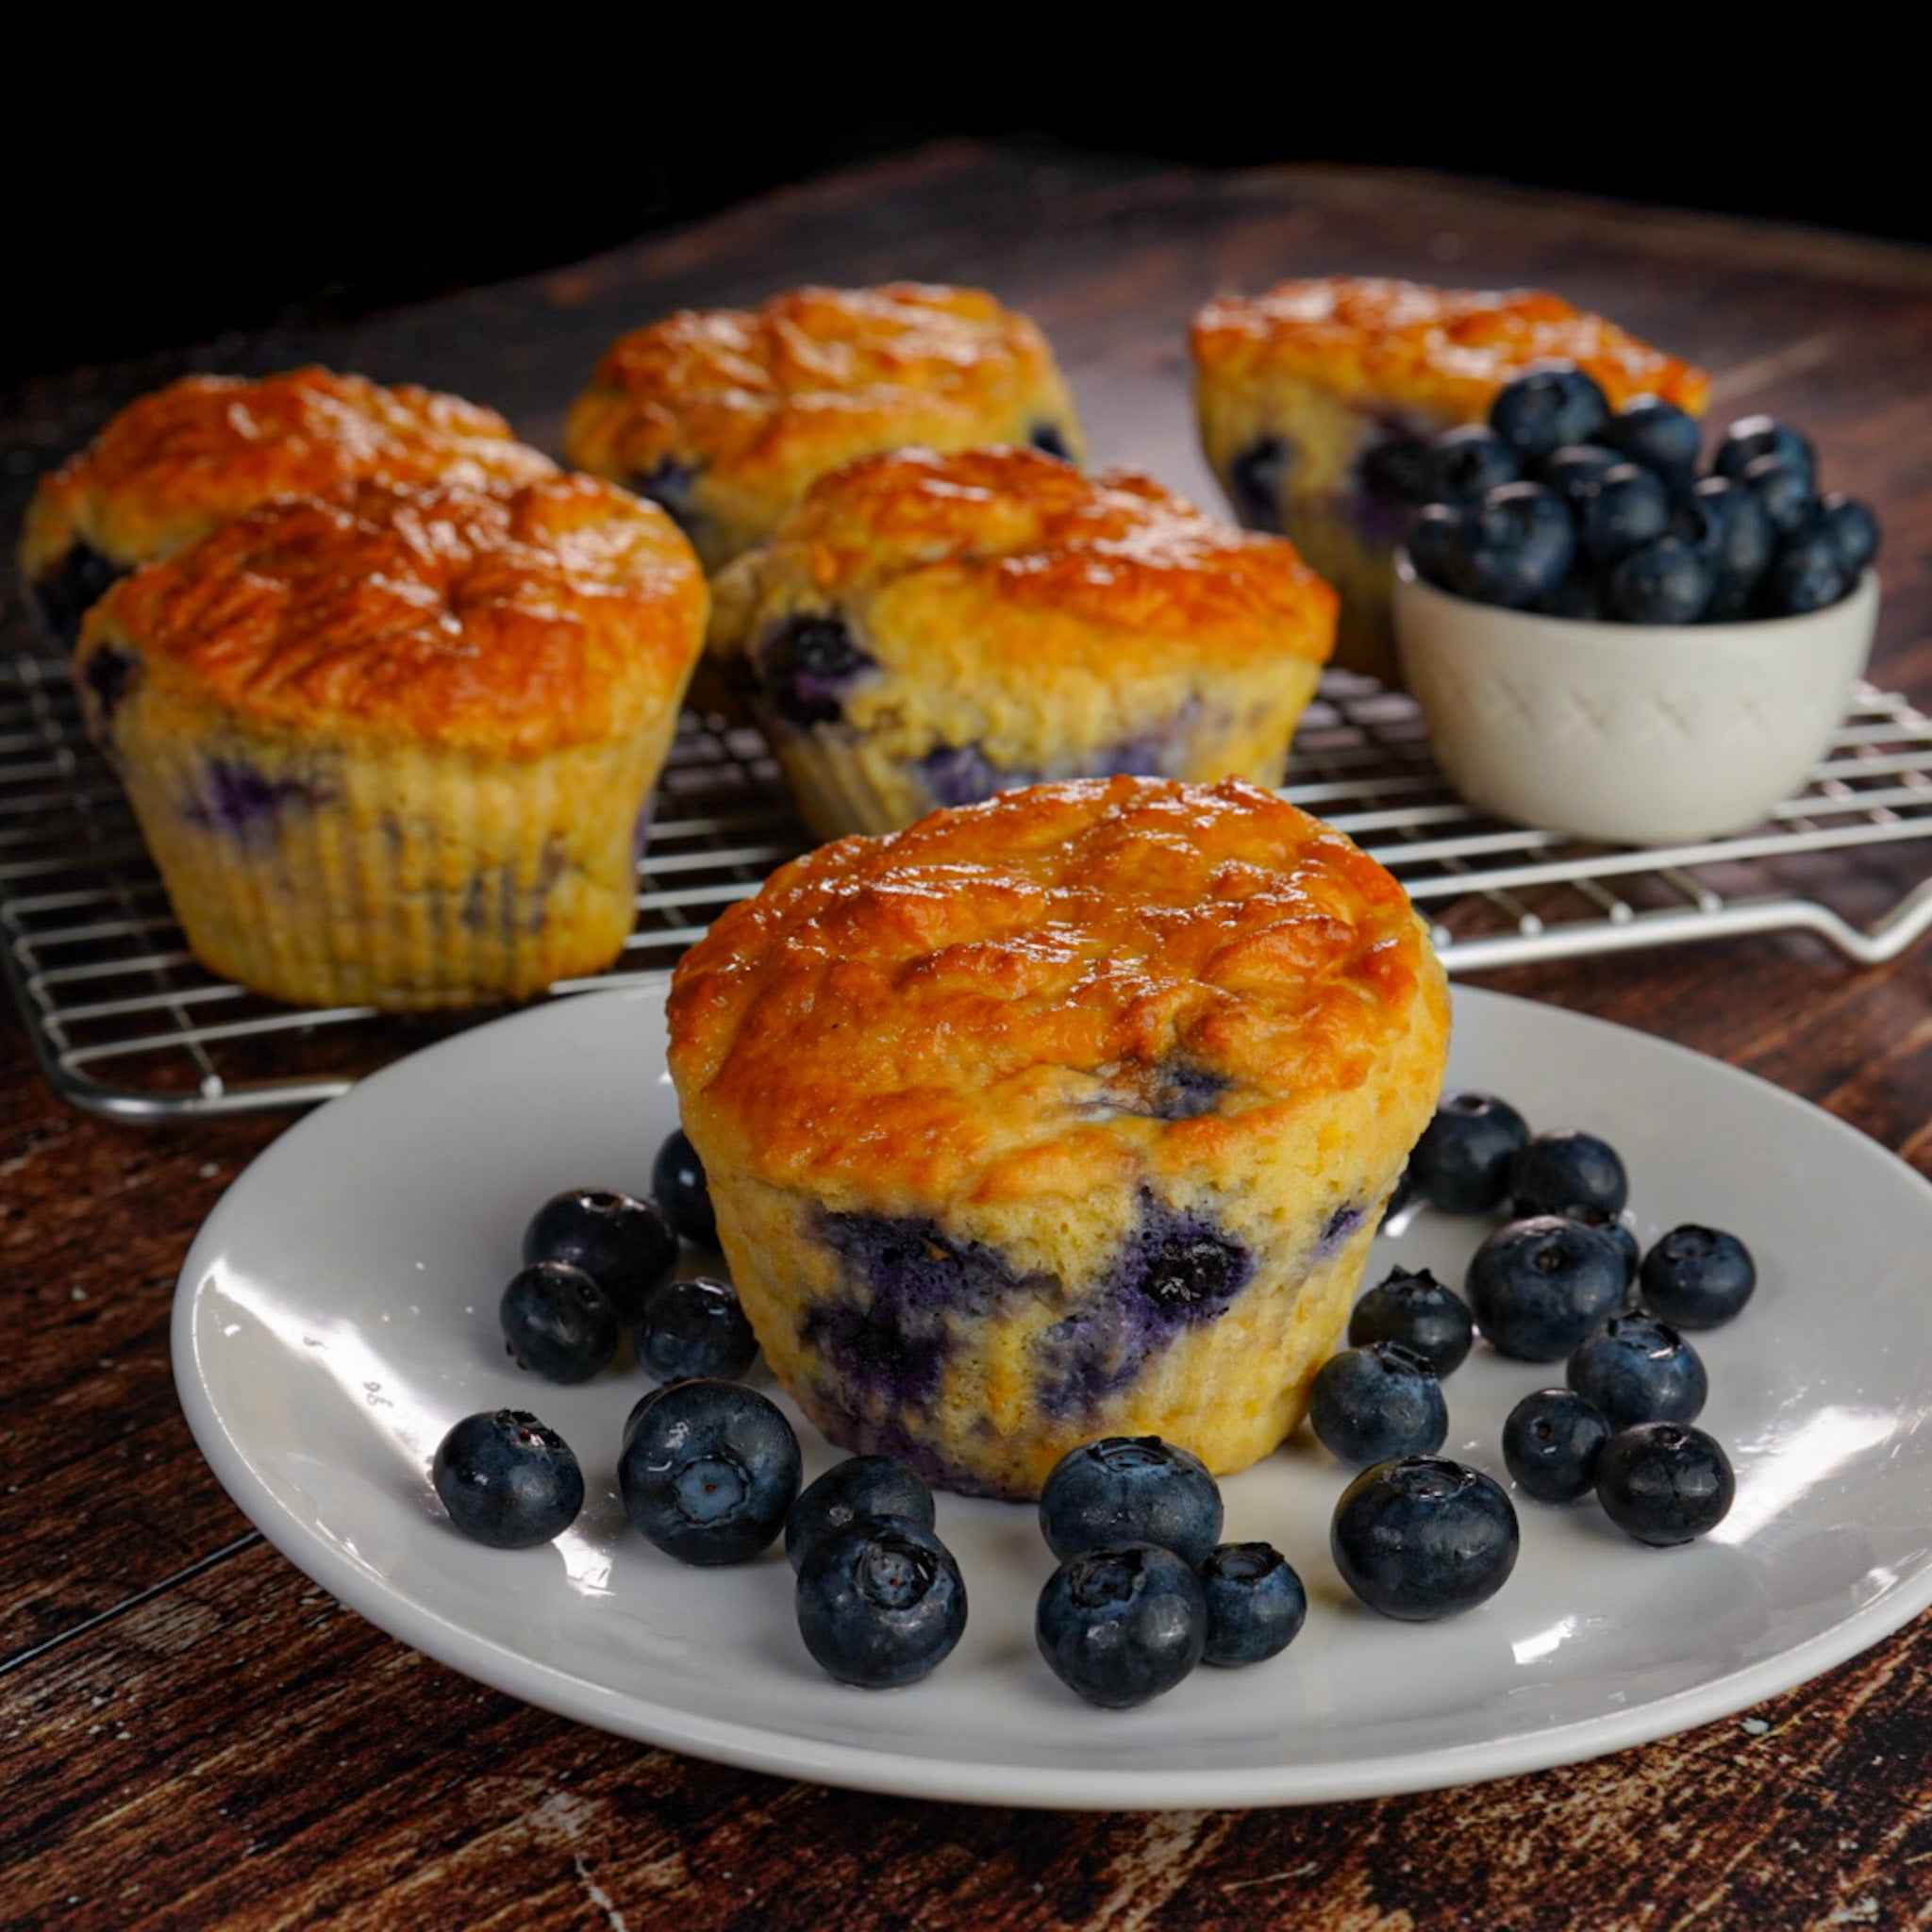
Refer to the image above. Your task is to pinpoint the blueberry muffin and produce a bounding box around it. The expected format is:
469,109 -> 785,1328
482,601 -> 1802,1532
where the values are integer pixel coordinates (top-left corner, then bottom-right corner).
707,445 -> 1337,837
563,283 -> 1086,573
75,474 -> 707,1008
21,367 -> 556,646
666,774 -> 1450,1500
1191,277 -> 1709,682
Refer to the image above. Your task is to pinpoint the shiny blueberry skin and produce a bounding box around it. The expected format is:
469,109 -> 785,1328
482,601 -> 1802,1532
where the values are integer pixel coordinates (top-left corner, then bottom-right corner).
652,1128 -> 718,1248
1309,1343 -> 1448,1468
1715,415 -> 1816,486
1407,1090 -> 1532,1213
1466,1215 -> 1631,1361
1489,363 -> 1611,462
1760,533 -> 1848,616
1639,1224 -> 1757,1329
1602,395 -> 1703,483
1675,475 -> 1776,617
1577,462 -> 1674,568
1462,482 -> 1576,609
1331,1457 -> 1519,1621
1348,1265 -> 1474,1377
1430,425 -> 1522,502
1606,535 -> 1715,625
1568,1313 -> 1708,1428
1554,1205 -> 1640,1286
786,1455 -> 937,1572
499,1260 -> 621,1383
1815,494 -> 1881,576
1038,1436 -> 1224,1568
795,1516 -> 967,1687
1228,437 -> 1291,529
1595,1423 -> 1735,1545
635,1274 -> 758,1385
1036,1543 -> 1207,1707
522,1187 -> 676,1323
433,1409 -> 584,1548
1407,502 -> 1474,594
619,1378 -> 802,1565
1199,1542 -> 1307,1667
1538,441 -> 1622,508
1740,452 -> 1819,541
1501,1389 -> 1611,1504
1509,1130 -> 1629,1219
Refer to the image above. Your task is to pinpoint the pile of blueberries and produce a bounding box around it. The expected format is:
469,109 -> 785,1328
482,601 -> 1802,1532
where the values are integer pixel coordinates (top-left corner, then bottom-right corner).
1406,364 -> 1880,624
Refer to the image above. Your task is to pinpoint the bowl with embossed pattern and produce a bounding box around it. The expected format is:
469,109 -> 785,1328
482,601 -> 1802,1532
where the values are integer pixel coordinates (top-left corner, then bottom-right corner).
1392,560 -> 1878,845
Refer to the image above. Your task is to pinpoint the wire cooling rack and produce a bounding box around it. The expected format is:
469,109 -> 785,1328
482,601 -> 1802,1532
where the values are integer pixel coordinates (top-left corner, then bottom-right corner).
8,650 -> 1932,1122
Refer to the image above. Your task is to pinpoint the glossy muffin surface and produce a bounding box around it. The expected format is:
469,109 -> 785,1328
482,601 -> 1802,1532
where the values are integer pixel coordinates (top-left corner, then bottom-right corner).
564,284 -> 1085,570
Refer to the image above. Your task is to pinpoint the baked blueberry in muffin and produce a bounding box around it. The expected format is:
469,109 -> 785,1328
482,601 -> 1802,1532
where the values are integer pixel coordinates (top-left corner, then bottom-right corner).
563,284 -> 1086,573
1191,278 -> 1709,683
20,367 -> 555,647
666,775 -> 1450,1500
706,445 -> 1336,837
75,474 -> 707,1008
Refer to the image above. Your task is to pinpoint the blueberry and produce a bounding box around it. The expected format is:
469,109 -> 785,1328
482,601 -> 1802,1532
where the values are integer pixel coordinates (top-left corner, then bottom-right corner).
499,1260 -> 621,1383
1407,1089 -> 1531,1213
1674,475 -> 1775,617
623,1385 -> 672,1451
1577,463 -> 1674,567
1759,534 -> 1848,617
795,1517 -> 966,1687
1347,1265 -> 1474,1377
1606,536 -> 1714,625
1035,1543 -> 1207,1707
1490,363 -> 1611,462
1228,437 -> 1290,529
30,540 -> 124,650
1568,1313 -> 1707,1428
1539,573 -> 1606,622
1358,432 -> 1437,505
1330,1457 -> 1519,1621
1501,1389 -> 1611,1504
1602,395 -> 1703,482
758,614 -> 875,726
1553,1204 -> 1639,1285
1465,1215 -> 1630,1361
635,1274 -> 758,1385
1028,423 -> 1074,461
1198,1542 -> 1307,1667
1038,1436 -> 1224,1568
1462,482 -> 1576,610
1537,442 -> 1621,508
786,1455 -> 937,1573
1715,415 -> 1816,486
1595,1422 -> 1735,1545
626,457 -> 704,543
1814,493 -> 1880,576
652,1128 -> 718,1248
1430,425 -> 1521,502
432,1409 -> 584,1549
1740,451 -> 1818,541
619,1378 -> 802,1564
1308,1343 -> 1448,1467
1639,1224 -> 1757,1329
1509,1129 -> 1629,1219
522,1187 -> 676,1323
1406,501 -> 1474,594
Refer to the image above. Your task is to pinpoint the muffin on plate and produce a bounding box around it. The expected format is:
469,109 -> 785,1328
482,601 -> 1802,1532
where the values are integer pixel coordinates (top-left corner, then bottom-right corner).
21,366 -> 556,646
563,283 -> 1086,573
706,444 -> 1337,838
666,774 -> 1450,1500
75,473 -> 707,1009
1191,277 -> 1709,683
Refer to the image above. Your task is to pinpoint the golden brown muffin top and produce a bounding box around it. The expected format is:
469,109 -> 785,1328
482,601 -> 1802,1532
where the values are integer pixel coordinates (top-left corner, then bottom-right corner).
668,776 -> 1444,1205
80,475 -> 708,758
1191,277 -> 1710,416
709,445 -> 1336,673
22,367 -> 555,576
565,284 -> 1076,485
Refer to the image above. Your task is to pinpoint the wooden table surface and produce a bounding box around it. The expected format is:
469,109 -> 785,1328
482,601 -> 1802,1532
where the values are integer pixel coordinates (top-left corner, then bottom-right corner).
6,143 -> 1932,1930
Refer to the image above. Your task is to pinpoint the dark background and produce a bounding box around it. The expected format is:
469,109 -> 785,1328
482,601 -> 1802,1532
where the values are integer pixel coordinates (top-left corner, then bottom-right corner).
7,101 -> 1918,390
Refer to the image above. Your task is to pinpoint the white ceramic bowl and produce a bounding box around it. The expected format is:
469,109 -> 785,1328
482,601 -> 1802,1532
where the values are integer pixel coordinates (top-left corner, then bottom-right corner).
1392,560 -> 1879,845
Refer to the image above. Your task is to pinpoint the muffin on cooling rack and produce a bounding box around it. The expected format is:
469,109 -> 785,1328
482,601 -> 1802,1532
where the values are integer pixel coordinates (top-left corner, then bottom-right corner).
563,283 -> 1086,573
74,473 -> 707,1009
706,444 -> 1337,838
20,366 -> 557,648
666,774 -> 1450,1500
1191,277 -> 1709,683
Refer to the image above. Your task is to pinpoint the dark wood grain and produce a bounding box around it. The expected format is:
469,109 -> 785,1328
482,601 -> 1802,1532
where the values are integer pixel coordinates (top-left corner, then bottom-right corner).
7,142 -> 1932,1929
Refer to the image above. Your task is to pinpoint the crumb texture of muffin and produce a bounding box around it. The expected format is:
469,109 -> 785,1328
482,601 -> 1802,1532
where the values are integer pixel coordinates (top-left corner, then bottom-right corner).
667,775 -> 1450,1500
563,283 -> 1086,572
21,367 -> 555,646
707,445 -> 1336,837
75,473 -> 707,1008
1191,277 -> 1709,682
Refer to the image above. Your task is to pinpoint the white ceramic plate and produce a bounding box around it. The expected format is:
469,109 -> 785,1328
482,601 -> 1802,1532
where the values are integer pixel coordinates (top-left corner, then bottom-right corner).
174,982 -> 1932,1809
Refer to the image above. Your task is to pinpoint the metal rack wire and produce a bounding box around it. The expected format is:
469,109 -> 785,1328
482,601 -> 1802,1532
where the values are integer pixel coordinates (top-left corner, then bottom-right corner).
8,649 -> 1932,1122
